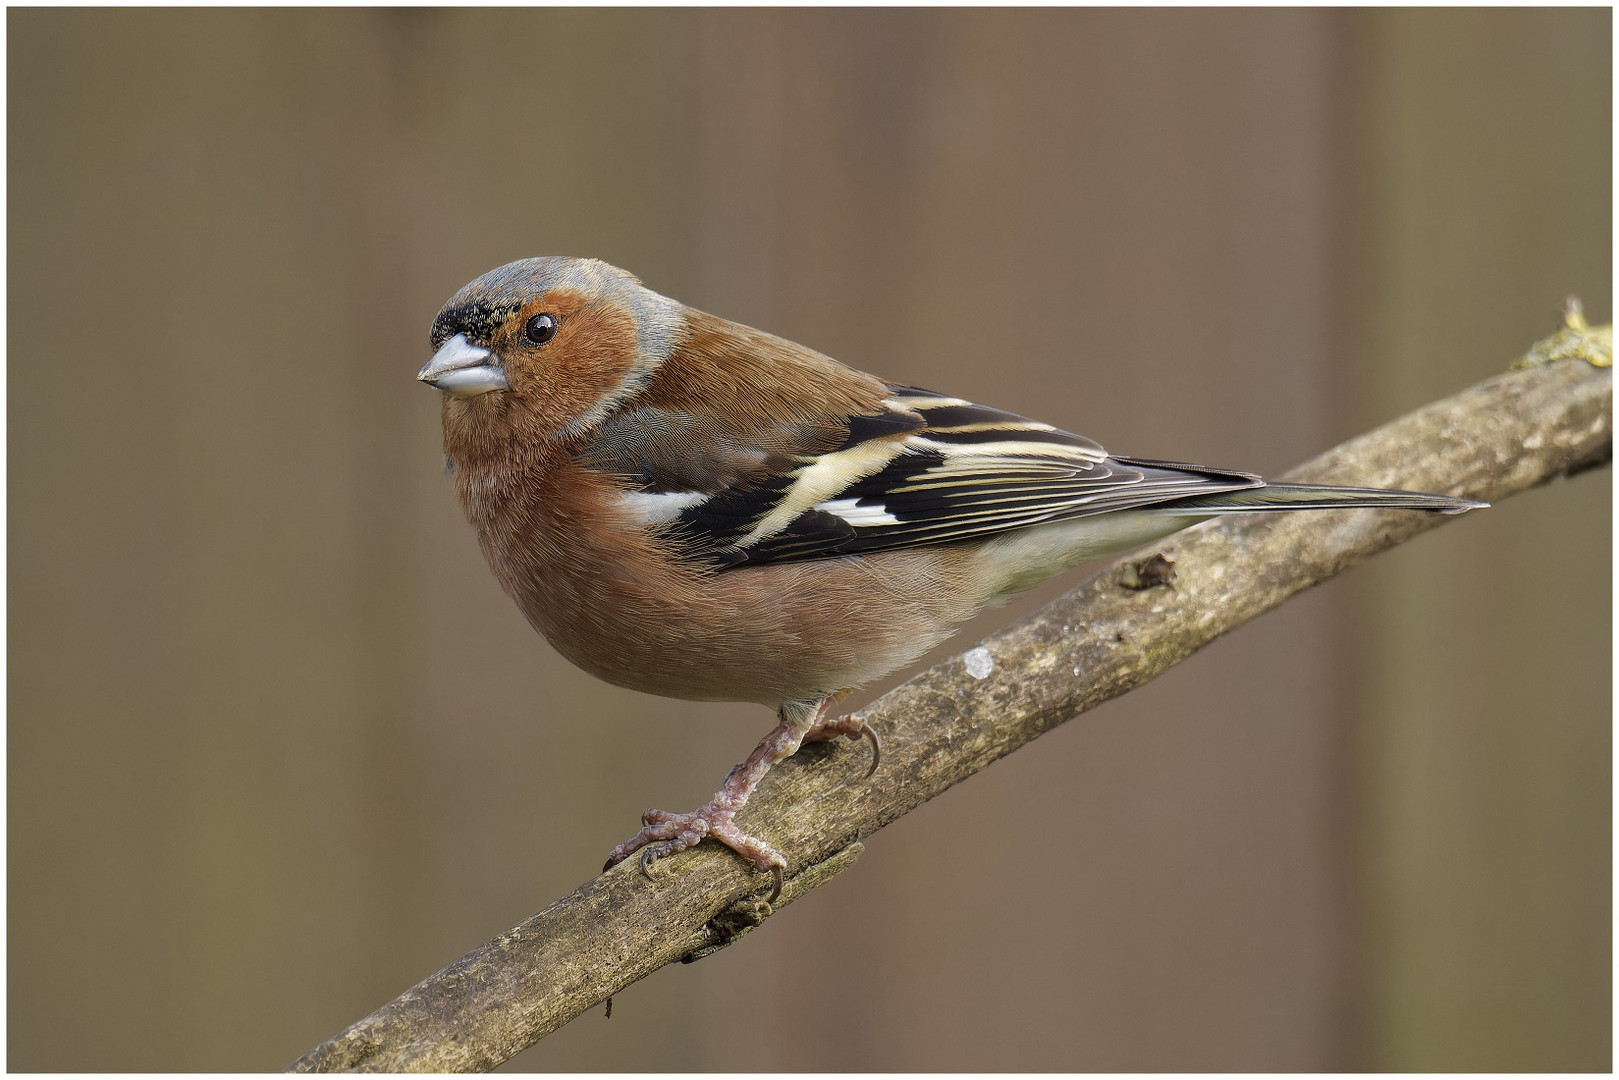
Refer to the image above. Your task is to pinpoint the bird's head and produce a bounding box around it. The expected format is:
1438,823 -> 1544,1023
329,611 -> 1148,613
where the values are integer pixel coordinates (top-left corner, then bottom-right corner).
420,257 -> 683,440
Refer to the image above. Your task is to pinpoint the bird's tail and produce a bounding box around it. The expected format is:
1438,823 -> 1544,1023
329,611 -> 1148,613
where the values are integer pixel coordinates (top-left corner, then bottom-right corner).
1156,482 -> 1486,516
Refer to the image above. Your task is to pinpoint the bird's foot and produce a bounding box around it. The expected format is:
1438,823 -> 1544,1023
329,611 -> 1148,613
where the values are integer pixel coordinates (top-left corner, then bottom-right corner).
804,711 -> 882,779
601,696 -> 856,903
605,802 -> 786,902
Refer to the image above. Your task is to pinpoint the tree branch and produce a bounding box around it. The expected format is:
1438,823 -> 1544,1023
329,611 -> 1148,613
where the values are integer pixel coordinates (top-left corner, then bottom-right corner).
289,313 -> 1611,1073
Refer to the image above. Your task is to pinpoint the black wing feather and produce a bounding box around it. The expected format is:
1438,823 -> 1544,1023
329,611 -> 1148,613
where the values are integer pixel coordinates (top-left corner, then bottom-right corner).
587,384 -> 1265,570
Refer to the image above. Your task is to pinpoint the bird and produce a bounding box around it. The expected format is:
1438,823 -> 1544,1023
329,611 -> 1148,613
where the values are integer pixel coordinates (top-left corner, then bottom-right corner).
418,256 -> 1484,902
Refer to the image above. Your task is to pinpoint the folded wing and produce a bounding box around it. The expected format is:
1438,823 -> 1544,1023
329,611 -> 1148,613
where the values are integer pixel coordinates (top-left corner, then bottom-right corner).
585,385 -> 1268,570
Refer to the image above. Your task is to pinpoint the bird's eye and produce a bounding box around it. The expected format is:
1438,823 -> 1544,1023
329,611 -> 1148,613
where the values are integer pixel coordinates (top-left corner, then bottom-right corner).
524,313 -> 559,345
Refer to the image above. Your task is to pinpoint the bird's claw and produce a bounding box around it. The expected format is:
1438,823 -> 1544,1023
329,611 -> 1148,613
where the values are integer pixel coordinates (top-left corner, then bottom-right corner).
638,841 -> 677,877
857,719 -> 882,779
603,802 -> 785,902
602,807 -> 706,872
766,864 -> 783,903
805,713 -> 882,780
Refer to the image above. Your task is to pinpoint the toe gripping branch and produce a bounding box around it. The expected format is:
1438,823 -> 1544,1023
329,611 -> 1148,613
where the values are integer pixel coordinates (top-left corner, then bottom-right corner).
804,712 -> 883,779
682,841 -> 867,963
604,700 -> 881,904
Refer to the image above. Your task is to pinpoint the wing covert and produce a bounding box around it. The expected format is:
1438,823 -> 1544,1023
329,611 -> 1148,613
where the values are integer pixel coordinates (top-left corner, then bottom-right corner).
586,385 -> 1265,569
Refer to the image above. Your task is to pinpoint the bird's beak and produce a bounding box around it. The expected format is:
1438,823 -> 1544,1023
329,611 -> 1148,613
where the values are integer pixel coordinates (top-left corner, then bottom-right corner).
418,333 -> 508,396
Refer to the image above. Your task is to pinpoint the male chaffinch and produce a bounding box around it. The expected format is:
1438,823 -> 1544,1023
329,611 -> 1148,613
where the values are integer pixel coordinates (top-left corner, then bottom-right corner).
419,256 -> 1483,900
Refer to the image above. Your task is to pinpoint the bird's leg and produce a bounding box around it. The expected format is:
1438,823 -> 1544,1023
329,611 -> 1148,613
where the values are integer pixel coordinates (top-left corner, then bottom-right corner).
800,689 -> 881,779
603,698 -> 827,902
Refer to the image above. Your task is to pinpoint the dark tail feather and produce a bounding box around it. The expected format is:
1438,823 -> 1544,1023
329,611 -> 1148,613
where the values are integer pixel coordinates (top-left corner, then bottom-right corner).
1160,482 -> 1487,517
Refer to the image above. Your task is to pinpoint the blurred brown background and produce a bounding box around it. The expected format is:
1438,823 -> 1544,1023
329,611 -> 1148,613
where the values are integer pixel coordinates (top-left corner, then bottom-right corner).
8,7 -> 1610,1072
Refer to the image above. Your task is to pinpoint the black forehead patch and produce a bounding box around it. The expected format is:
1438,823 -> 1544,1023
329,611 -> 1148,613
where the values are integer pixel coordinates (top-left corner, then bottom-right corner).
430,298 -> 521,350
427,256 -> 585,349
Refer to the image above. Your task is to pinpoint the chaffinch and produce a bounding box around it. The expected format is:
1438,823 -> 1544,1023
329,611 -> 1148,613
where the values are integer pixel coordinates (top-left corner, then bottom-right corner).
419,256 -> 1483,900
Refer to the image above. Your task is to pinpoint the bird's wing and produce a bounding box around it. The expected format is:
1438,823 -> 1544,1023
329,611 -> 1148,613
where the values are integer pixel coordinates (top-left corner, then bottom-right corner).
584,385 -> 1266,569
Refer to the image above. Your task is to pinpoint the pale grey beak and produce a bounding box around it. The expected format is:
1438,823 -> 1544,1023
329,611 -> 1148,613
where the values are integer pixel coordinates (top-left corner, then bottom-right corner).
418,333 -> 508,396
